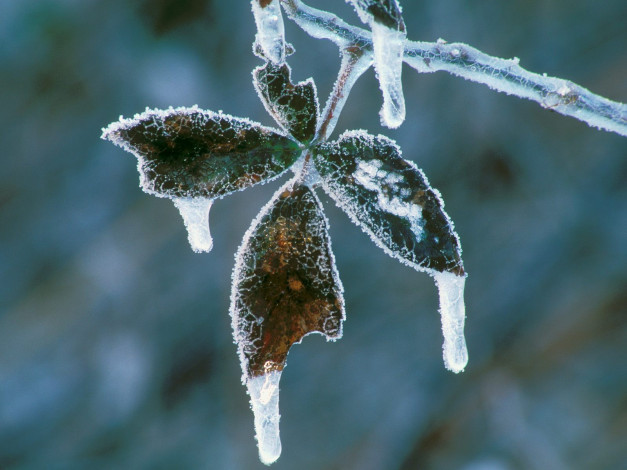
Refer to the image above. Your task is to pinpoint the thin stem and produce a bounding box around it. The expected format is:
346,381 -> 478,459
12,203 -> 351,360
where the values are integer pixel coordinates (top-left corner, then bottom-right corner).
280,0 -> 627,137
315,48 -> 371,142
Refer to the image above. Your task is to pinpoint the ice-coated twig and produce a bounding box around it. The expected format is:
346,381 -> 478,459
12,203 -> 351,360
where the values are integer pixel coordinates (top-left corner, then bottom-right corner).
316,48 -> 372,141
404,40 -> 627,136
280,0 -> 369,48
279,0 -> 627,137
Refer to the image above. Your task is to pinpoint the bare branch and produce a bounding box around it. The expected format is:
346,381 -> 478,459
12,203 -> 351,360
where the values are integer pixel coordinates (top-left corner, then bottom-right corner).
404,41 -> 627,137
280,0 -> 627,137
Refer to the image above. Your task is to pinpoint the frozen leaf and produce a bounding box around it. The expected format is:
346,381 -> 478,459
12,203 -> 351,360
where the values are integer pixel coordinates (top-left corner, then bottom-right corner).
231,180 -> 345,378
101,106 -> 301,199
231,180 -> 344,464
314,130 -> 464,276
253,61 -> 319,143
251,0 -> 286,65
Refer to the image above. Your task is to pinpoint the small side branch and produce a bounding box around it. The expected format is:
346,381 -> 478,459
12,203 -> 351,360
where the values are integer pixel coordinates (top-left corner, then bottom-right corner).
280,0 -> 627,137
280,0 -> 369,48
316,48 -> 372,142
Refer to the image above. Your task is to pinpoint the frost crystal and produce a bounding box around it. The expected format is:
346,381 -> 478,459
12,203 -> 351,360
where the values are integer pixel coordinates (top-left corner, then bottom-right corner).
372,21 -> 406,128
252,0 -> 286,65
247,370 -> 283,465
172,197 -> 214,253
433,271 -> 468,373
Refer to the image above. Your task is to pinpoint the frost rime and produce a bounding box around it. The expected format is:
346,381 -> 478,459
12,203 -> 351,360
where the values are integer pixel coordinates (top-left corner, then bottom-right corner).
173,197 -> 214,253
434,271 -> 468,373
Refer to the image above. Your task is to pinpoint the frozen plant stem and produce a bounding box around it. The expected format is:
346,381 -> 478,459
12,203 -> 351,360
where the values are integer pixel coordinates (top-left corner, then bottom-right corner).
316,48 -> 371,142
281,0 -> 627,136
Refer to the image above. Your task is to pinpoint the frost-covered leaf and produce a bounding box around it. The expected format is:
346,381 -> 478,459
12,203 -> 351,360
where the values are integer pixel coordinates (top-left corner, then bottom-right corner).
231,180 -> 344,378
231,180 -> 344,464
251,0 -> 286,65
314,130 -> 464,276
101,106 -> 300,199
253,61 -> 319,143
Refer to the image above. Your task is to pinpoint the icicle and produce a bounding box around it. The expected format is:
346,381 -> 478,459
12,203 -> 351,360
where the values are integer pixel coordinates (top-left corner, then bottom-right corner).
247,369 -> 282,465
251,0 -> 286,65
433,271 -> 468,373
371,21 -> 406,128
172,197 -> 214,253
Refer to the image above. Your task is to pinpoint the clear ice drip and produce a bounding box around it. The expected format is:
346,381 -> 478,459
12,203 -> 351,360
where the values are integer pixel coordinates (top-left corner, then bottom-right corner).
172,197 -> 214,253
247,370 -> 282,465
433,271 -> 468,373
372,21 -> 406,128
252,0 -> 286,64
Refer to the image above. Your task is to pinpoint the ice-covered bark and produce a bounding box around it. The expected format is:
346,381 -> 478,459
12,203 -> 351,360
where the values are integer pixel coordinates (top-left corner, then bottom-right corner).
230,181 -> 344,463
281,0 -> 627,136
314,130 -> 464,276
316,49 -> 372,141
252,0 -> 287,65
403,39 -> 627,136
253,61 -> 319,143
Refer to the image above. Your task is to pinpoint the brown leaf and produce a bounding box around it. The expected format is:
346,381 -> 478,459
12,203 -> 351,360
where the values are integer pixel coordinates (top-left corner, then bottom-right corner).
231,181 -> 345,378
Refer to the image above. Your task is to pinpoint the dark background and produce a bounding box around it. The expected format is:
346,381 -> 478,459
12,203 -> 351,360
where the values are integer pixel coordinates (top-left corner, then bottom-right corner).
1,1 -> 625,469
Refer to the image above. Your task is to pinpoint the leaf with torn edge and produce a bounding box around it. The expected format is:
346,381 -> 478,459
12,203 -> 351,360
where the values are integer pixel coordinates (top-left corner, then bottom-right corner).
231,180 -> 345,379
253,61 -> 319,143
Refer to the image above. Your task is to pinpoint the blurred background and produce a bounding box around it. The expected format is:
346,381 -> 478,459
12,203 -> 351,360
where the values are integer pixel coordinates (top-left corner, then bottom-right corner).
1,0 -> 625,469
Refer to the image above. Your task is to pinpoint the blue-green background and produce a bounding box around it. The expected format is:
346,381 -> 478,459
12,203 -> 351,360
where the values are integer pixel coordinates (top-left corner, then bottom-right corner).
1,1 -> 625,469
